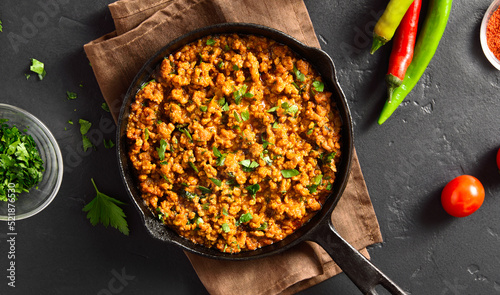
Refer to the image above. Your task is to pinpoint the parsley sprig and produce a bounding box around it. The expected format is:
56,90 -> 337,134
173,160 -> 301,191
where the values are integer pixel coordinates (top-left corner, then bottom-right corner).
83,179 -> 129,235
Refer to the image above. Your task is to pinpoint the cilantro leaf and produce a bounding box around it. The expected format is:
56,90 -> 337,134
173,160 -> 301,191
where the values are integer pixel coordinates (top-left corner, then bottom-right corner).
206,38 -> 216,46
210,178 -> 222,187
197,185 -> 212,194
66,91 -> 77,100
221,223 -> 230,233
0,20 -> 3,32
156,139 -> 167,160
241,110 -> 250,121
245,183 -> 260,196
239,159 -> 259,172
307,174 -> 323,193
104,139 -> 115,149
101,103 -> 110,112
293,65 -> 305,82
312,80 -> 325,92
79,119 -> 95,152
30,58 -> 46,80
83,179 -> 129,235
281,169 -> 300,178
238,213 -> 253,224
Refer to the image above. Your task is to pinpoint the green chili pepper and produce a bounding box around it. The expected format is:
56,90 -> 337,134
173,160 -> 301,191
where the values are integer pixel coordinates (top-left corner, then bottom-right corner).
371,0 -> 415,54
378,0 -> 453,125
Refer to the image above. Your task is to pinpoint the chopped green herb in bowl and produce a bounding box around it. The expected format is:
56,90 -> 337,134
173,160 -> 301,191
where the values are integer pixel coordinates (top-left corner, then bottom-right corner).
0,104 -> 63,220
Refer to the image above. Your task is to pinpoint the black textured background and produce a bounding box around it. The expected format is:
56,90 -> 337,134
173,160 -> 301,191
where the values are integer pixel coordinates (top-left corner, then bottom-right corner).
1,0 -> 499,294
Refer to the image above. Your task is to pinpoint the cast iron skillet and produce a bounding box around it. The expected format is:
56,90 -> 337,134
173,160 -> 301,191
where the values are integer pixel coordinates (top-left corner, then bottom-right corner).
117,23 -> 406,295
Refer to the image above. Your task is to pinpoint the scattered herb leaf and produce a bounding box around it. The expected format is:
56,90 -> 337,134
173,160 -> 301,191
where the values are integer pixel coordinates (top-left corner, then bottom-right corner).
30,58 -> 46,80
101,103 -> 110,112
83,178 -> 129,235
206,38 -> 216,46
222,223 -> 230,233
66,91 -> 77,100
104,139 -> 115,149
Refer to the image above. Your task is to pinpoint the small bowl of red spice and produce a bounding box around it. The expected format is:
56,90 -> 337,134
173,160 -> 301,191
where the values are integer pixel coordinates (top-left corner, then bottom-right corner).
481,0 -> 500,70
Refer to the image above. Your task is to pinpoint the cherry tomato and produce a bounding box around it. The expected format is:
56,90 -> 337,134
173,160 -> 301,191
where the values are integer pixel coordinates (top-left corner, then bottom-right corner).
497,148 -> 500,171
441,175 -> 485,217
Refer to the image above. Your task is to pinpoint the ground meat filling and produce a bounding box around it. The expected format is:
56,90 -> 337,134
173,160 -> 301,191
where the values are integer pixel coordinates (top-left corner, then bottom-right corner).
126,34 -> 342,253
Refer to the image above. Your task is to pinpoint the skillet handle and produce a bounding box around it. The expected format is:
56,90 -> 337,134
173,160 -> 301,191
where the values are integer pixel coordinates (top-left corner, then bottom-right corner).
310,218 -> 407,295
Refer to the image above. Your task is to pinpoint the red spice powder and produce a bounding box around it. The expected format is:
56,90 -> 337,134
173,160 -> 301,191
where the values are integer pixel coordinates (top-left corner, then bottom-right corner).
487,7 -> 500,61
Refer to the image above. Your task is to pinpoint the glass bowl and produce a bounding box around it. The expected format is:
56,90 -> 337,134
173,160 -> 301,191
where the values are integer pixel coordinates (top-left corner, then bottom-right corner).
480,0 -> 500,70
0,104 -> 63,221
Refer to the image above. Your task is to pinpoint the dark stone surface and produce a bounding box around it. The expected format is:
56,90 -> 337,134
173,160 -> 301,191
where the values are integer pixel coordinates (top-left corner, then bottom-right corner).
1,0 -> 499,294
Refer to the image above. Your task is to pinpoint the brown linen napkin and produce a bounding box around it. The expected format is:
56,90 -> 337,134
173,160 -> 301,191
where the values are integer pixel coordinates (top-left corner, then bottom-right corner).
84,0 -> 383,294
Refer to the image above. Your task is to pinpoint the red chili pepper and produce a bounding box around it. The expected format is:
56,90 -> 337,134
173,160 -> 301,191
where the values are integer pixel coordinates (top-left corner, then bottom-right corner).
386,0 -> 422,102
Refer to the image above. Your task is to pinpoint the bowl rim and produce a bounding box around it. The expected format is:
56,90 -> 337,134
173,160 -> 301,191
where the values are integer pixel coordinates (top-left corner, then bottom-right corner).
0,103 -> 64,221
480,0 -> 500,70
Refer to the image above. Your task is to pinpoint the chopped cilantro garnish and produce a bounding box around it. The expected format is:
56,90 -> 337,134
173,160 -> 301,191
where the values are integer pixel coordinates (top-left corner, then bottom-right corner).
140,79 -> 155,90
217,61 -> 224,69
0,20 -> 3,32
200,105 -> 208,112
307,174 -> 323,193
233,84 -> 253,104
197,186 -> 212,194
281,102 -> 298,115
233,65 -> 240,71
179,128 -> 193,142
30,58 -> 46,80
241,110 -> 250,121
218,97 -> 226,106
156,139 -> 167,160
68,120 -> 73,125
206,38 -> 216,46
238,212 -> 253,225
221,223 -> 230,233
239,159 -> 259,172
213,146 -> 227,166
83,179 -> 129,235
293,65 -> 305,82
272,122 -> 279,129
245,183 -> 260,197
210,178 -> 222,187
267,106 -> 278,113
144,128 -> 149,140
233,110 -> 241,123
312,80 -> 325,92
281,169 -> 300,178
0,120 -> 44,201
256,222 -> 268,231
66,91 -> 77,100
189,161 -> 199,173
